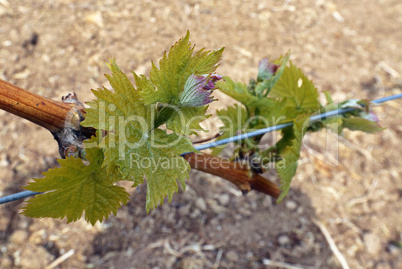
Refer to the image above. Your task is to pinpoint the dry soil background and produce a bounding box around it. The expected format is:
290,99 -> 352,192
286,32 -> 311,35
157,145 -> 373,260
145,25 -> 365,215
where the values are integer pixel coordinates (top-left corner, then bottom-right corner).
0,0 -> 402,268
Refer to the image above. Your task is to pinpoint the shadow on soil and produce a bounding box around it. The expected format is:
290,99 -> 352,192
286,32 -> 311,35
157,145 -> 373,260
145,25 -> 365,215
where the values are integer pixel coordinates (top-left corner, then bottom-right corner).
87,176 -> 334,269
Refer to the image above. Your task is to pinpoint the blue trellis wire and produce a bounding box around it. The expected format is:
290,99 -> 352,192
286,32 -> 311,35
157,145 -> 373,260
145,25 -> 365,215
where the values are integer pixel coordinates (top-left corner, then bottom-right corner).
1,93 -> 401,204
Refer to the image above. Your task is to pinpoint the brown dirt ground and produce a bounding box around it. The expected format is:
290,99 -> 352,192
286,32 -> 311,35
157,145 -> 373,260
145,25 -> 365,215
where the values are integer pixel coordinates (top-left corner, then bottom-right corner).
1,0 -> 402,268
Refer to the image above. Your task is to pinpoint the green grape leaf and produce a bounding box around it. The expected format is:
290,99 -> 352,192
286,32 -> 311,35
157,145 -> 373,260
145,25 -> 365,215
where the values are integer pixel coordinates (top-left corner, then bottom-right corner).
21,136 -> 130,225
342,117 -> 384,133
275,116 -> 309,202
216,77 -> 274,112
101,128 -> 193,212
257,99 -> 301,128
82,60 -> 195,212
82,61 -> 148,132
212,104 -> 248,155
141,31 -> 223,104
165,106 -> 210,135
269,61 -> 320,113
323,90 -> 335,105
138,31 -> 224,135
319,116 -> 343,134
255,54 -> 289,96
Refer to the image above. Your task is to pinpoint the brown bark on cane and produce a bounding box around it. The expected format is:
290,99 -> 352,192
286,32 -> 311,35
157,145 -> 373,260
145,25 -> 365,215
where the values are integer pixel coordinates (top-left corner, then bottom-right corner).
184,152 -> 280,198
0,79 -> 95,157
0,79 -> 75,132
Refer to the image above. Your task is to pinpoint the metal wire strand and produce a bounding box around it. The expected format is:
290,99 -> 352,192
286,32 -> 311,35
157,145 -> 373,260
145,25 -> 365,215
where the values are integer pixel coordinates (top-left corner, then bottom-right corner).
1,93 -> 401,204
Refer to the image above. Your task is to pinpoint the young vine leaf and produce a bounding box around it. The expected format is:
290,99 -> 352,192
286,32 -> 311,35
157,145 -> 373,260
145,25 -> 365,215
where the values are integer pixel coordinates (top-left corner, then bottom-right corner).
342,117 -> 384,133
21,136 -> 130,225
216,76 -> 275,112
81,59 -> 195,212
254,54 -> 289,97
338,100 -> 385,133
212,104 -> 248,155
139,31 -> 224,135
274,116 -> 309,202
268,60 -> 320,113
214,55 -> 320,201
